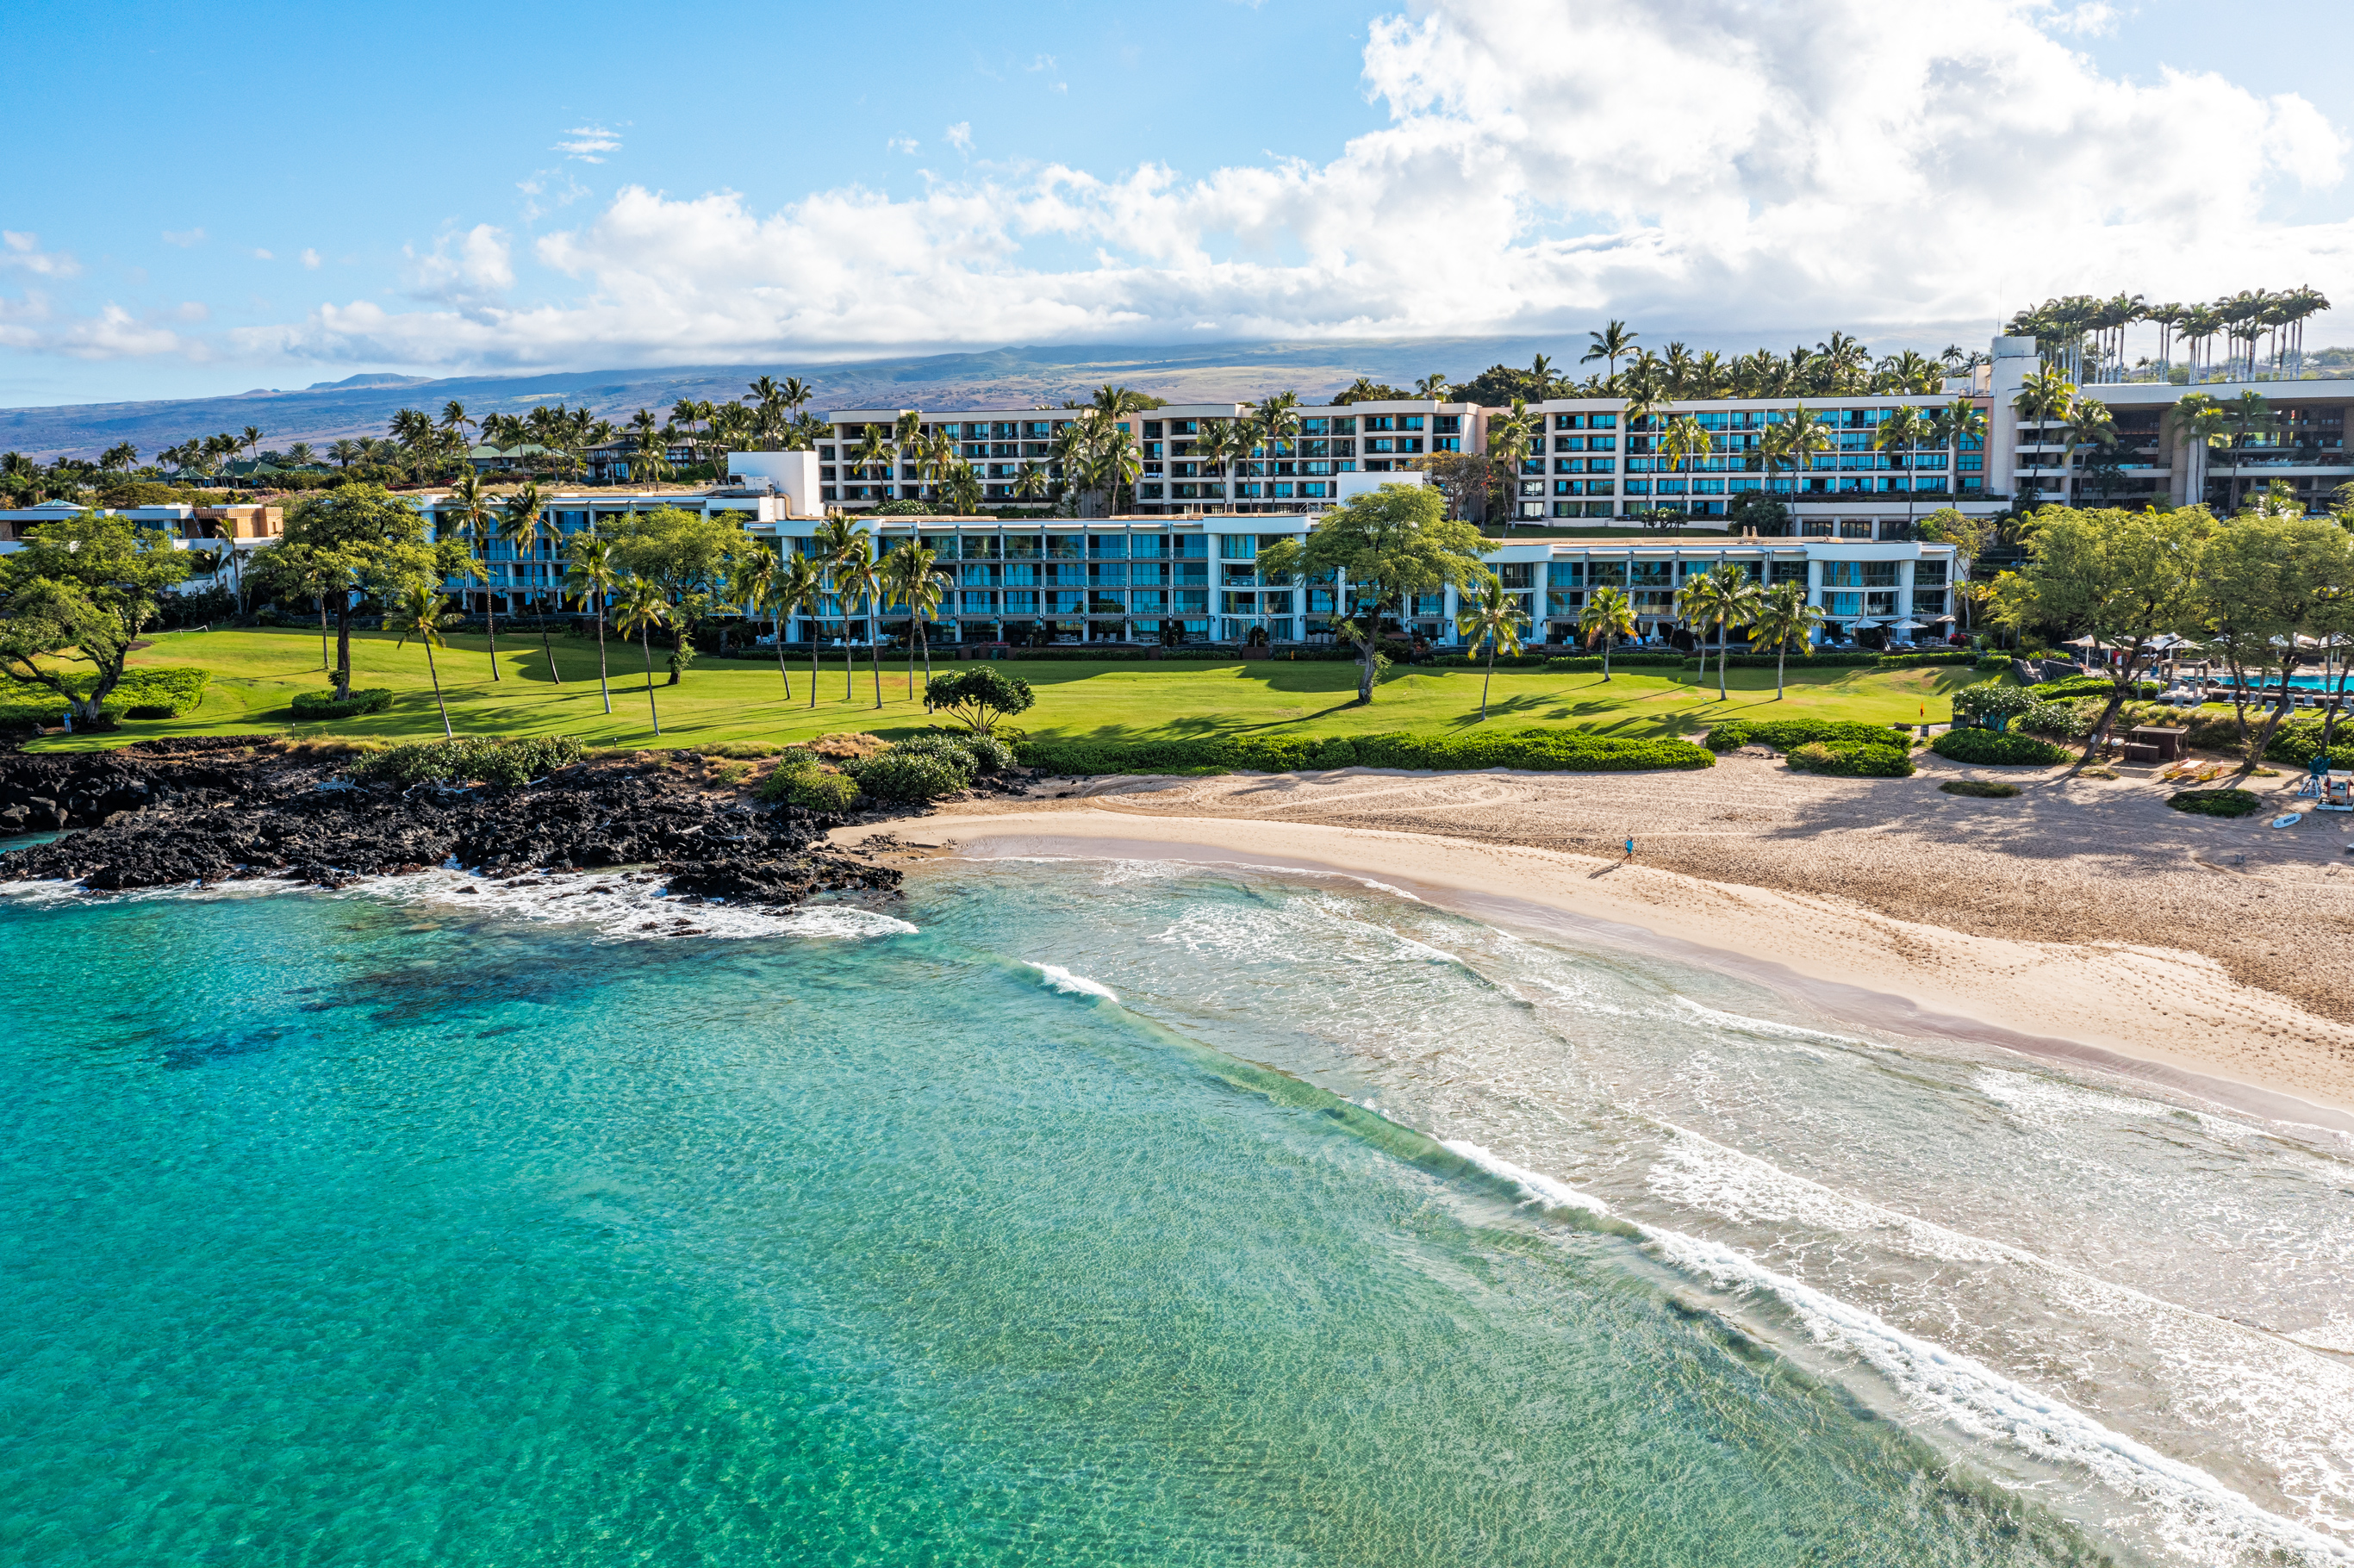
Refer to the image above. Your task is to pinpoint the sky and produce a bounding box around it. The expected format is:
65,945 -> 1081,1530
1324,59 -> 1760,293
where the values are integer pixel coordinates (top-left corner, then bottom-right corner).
8,0 -> 2354,408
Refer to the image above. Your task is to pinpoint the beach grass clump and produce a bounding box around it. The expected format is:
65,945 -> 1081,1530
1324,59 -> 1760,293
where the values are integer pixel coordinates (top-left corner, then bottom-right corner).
1707,719 -> 1915,754
2167,788 -> 2262,818
1016,728 -> 1714,777
1939,778 -> 2020,798
1928,728 -> 2071,766
755,751 -> 863,812
843,745 -> 975,802
348,735 -> 586,788
290,688 -> 395,721
1786,741 -> 1915,778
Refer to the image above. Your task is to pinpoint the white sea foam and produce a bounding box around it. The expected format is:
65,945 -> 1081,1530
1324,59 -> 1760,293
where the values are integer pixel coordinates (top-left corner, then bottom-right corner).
1027,961 -> 1118,1001
339,868 -> 912,943
1672,995 -> 1874,1048
1442,1138 -> 1614,1216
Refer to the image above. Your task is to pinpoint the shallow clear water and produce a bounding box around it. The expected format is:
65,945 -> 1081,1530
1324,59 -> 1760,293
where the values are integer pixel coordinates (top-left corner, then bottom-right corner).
2,848 -> 2348,1568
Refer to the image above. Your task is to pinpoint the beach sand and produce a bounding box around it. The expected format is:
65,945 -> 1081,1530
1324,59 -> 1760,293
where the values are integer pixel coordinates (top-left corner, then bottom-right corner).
842,750 -> 2354,1123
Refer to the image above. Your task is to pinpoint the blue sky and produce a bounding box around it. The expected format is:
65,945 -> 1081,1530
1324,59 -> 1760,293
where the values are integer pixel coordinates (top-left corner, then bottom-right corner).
8,0 -> 2354,407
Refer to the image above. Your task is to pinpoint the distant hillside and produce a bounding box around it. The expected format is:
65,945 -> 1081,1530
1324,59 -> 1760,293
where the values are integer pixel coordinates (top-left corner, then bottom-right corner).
0,333 -> 1870,459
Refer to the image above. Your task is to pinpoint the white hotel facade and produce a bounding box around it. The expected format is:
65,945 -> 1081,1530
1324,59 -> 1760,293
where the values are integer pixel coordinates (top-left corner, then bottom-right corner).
389,331 -> 2354,650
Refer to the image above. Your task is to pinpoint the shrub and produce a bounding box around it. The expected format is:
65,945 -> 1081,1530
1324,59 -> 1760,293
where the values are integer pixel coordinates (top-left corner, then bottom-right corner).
755,756 -> 863,812
898,731 -> 1016,775
2016,698 -> 2094,739
925,667 -> 1037,734
1928,728 -> 2071,765
123,704 -> 175,720
290,687 -> 395,720
1545,651 -> 1688,671
1952,682 -> 2035,726
2168,788 -> 2261,818
1940,779 -> 2020,798
844,747 -> 976,802
1788,741 -> 1915,777
2028,676 -> 2161,702
2263,717 -> 2354,772
0,665 -> 209,729
1707,719 -> 1914,754
349,735 -> 586,788
1014,727 -> 1714,776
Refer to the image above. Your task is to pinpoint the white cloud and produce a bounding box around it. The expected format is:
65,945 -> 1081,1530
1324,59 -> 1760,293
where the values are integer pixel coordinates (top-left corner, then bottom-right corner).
301,248 -> 322,269
888,136 -> 919,155
162,227 -> 207,248
0,296 -> 202,359
402,223 -> 514,307
252,248 -> 275,261
1025,53 -> 1056,72
519,170 -> 591,222
0,231 -> 82,278
65,0 -> 2354,372
944,121 -> 973,154
556,124 -> 622,163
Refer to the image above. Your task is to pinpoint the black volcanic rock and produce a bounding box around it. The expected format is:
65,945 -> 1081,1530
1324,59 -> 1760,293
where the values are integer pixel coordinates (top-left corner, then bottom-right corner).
0,738 -> 900,912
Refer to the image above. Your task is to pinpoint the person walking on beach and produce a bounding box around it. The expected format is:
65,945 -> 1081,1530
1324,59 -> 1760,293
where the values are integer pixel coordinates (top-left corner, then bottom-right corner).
1624,836 -> 1635,862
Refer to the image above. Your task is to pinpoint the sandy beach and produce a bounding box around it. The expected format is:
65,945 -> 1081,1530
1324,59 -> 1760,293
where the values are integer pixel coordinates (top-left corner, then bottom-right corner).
839,751 -> 2354,1123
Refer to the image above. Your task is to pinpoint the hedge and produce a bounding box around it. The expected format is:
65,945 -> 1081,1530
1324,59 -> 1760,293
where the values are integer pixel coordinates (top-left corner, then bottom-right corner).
1016,727 -> 1714,776
844,749 -> 975,802
1707,719 -> 1915,753
1789,741 -> 1915,778
0,665 -> 209,731
2028,676 -> 2161,701
2263,717 -> 2354,772
290,688 -> 395,721
1928,729 -> 2072,765
349,735 -> 586,788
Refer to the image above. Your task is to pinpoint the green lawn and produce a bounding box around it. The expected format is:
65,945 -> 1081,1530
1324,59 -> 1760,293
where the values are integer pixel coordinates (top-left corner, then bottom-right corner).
29,628 -> 1984,753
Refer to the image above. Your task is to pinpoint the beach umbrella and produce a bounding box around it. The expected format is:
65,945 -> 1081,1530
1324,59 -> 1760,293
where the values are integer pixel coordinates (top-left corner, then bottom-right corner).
2063,633 -> 2100,648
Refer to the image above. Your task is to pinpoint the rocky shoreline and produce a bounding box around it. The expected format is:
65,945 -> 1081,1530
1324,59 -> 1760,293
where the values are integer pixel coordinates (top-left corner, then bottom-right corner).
0,736 -> 913,909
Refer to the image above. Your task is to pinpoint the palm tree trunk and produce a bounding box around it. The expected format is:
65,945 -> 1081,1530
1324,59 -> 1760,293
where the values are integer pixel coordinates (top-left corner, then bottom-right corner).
871,625 -> 883,709
595,613 -> 611,715
1481,643 -> 1494,719
317,596 -> 329,670
1776,644 -> 1787,700
485,559 -> 501,680
541,626 -> 561,684
1602,635 -> 1613,681
425,643 -> 453,738
1717,622 -> 1729,700
845,625 -> 856,700
333,605 -> 353,701
773,607 -> 791,699
641,630 -> 661,737
919,616 -> 933,688
809,622 -> 820,708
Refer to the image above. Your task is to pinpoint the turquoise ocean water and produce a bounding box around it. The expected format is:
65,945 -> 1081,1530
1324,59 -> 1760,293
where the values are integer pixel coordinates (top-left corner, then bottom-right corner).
2,848 -> 2350,1567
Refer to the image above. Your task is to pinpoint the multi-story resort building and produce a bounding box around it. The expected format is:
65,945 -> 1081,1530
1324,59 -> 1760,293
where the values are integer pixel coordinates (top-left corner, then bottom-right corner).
14,333 -> 2345,652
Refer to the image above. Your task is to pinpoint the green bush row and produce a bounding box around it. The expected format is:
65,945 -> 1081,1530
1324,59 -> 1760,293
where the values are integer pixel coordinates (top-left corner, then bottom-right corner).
349,735 -> 586,788
2028,676 -> 2161,701
0,665 -> 209,731
290,688 -> 395,720
1789,741 -> 1915,777
1015,727 -> 1715,777
2264,717 -> 2354,771
1707,718 -> 1915,753
1928,729 -> 2072,765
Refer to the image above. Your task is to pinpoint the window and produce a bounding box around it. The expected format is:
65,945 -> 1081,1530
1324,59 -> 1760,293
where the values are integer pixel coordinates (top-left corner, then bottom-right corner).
1497,563 -> 1534,588
1822,560 -> 1898,587
1914,560 -> 1948,587
1435,415 -> 1460,433
1825,591 -> 1862,616
1219,533 -> 1259,557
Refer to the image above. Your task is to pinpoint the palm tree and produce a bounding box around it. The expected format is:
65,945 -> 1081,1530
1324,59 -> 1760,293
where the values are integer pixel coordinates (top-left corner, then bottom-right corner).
1455,578 -> 1527,719
240,425 -> 265,470
884,541 -> 947,695
1748,580 -> 1824,700
810,515 -> 863,696
440,401 -> 476,457
563,532 -> 620,715
1583,320 -> 1637,382
1013,461 -> 1049,507
1188,420 -> 1238,509
852,426 -> 894,503
944,460 -> 986,516
1870,404 -> 1931,526
728,547 -> 791,701
1416,372 -> 1451,399
2221,391 -> 2279,510
386,581 -> 457,738
1778,405 -> 1833,497
1093,424 -> 1143,517
1577,585 -> 1637,678
1678,562 -> 1764,700
1484,400 -> 1539,529
2058,397 -> 2116,506
329,438 -> 362,470
776,551 -> 826,708
834,534 -> 887,708
2166,391 -> 2232,507
1926,400 -> 1986,496
1656,415 -> 1713,529
613,576 -> 670,737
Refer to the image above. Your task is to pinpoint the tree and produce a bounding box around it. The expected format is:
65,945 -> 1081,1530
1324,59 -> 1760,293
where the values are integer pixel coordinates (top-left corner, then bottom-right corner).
1748,580 -> 1824,699
385,581 -> 457,738
2058,398 -> 2116,507
776,551 -> 826,708
1485,401 -> 1539,532
1576,585 -> 1637,679
1255,483 -> 1491,703
727,546 -> 791,701
1657,415 -> 1714,526
1869,404 -> 1930,525
2220,391 -> 2279,513
282,485 -> 462,700
1013,462 -> 1050,507
944,462 -> 986,516
1426,450 -> 1501,522
1583,320 -> 1638,381
2193,513 -> 2354,775
925,667 -> 1035,736
1926,399 -> 1987,496
607,505 -> 751,685
810,514 -> 863,698
885,540 -> 948,694
0,511 -> 193,724
1994,505 -> 2212,772
835,533 -> 887,708
613,576 -> 670,737
1678,562 -> 1764,700
1725,490 -> 1790,537
442,473 -> 498,672
1455,579 -> 1528,719
563,532 -> 620,715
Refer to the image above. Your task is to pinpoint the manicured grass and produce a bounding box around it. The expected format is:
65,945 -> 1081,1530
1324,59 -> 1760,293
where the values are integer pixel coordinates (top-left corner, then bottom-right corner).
30,628 -> 1988,754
